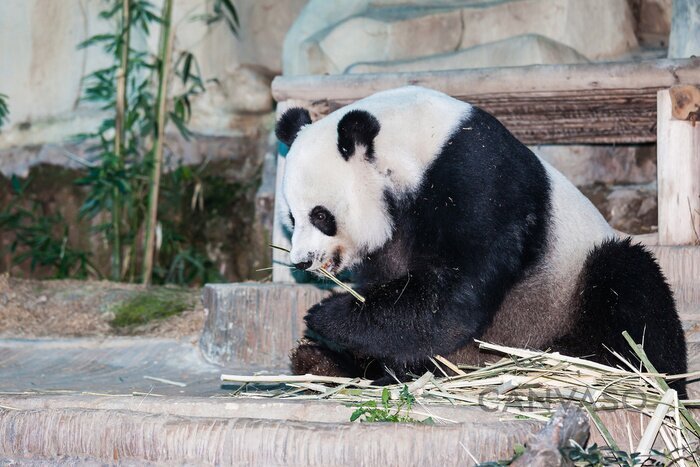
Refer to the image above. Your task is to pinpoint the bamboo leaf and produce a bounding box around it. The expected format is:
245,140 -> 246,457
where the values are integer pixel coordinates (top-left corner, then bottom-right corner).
182,52 -> 193,84
77,33 -> 117,49
169,111 -> 192,141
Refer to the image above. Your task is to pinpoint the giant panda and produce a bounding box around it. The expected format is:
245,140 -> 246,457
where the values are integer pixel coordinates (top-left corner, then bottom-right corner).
275,86 -> 687,393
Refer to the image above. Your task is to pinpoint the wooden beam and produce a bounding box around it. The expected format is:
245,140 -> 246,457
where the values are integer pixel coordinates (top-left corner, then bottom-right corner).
657,89 -> 700,246
272,58 -> 700,145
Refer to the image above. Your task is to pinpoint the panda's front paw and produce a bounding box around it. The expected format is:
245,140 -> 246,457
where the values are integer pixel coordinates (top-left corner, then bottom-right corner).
304,294 -> 357,346
290,339 -> 354,377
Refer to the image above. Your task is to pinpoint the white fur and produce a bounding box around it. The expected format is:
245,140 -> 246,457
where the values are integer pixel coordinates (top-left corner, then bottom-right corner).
281,86 -> 468,271
540,159 -> 615,277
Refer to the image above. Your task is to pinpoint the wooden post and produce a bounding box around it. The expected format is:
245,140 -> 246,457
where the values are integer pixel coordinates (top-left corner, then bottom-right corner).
657,88 -> 700,245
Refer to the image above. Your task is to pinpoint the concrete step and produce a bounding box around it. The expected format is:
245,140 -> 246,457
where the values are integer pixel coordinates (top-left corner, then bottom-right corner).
0,337 -> 223,397
0,395 -> 536,465
0,337 -> 539,464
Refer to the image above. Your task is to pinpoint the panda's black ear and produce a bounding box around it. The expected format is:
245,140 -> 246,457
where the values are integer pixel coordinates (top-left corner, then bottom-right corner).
276,107 -> 312,147
337,110 -> 381,161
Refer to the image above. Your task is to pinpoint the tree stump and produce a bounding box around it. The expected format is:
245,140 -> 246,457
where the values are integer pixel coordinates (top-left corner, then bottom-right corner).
199,283 -> 330,369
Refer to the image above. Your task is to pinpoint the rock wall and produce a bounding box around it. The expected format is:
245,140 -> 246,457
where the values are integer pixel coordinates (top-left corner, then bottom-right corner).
0,0 -> 307,147
283,0 -> 644,76
669,0 -> 700,58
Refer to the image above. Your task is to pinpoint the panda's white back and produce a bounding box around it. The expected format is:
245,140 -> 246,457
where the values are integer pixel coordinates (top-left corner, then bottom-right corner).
539,158 -> 615,279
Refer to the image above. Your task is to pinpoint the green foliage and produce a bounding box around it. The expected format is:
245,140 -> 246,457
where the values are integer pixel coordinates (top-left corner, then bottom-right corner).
70,0 -> 237,285
0,176 -> 96,279
110,288 -> 193,327
194,0 -> 240,36
350,386 -> 432,424
0,93 -> 8,128
0,1 -> 241,285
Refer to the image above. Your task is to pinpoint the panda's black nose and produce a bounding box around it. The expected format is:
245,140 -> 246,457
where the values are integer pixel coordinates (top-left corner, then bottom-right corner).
294,261 -> 313,271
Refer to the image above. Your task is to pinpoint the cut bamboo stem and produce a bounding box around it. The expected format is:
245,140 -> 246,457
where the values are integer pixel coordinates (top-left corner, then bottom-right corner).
220,373 -> 373,386
622,331 -> 700,435
269,244 -> 366,302
636,389 -> 676,457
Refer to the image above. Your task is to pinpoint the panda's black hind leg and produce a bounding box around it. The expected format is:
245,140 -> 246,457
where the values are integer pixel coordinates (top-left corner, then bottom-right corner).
551,237 -> 688,397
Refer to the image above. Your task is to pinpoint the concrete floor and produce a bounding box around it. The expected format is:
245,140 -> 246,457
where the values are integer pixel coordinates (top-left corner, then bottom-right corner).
0,337 -> 242,397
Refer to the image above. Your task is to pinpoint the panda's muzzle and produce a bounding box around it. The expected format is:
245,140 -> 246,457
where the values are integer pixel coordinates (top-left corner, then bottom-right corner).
294,261 -> 313,271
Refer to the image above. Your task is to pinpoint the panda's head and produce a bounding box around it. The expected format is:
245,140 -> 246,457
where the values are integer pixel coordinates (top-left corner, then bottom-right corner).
276,106 -> 393,275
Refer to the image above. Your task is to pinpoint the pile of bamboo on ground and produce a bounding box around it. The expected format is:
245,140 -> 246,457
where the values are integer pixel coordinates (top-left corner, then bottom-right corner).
222,332 -> 700,463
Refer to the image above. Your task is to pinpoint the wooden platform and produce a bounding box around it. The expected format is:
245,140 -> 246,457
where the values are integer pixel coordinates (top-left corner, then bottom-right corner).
272,58 -> 700,145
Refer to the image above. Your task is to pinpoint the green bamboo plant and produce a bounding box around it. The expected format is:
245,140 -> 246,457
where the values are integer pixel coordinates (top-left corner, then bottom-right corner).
75,0 -> 238,284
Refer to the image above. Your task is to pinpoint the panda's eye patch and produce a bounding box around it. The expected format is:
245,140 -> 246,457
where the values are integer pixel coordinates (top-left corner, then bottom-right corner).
309,205 -> 336,236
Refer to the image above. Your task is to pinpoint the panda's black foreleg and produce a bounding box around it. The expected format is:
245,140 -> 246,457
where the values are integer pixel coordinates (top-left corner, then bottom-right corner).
303,268 -> 487,380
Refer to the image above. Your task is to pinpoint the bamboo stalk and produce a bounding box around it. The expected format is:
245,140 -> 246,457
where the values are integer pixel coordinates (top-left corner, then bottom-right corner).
111,0 -> 130,281
142,0 -> 174,285
221,339 -> 699,460
220,373 -> 373,386
269,244 -> 366,302
621,331 -> 700,435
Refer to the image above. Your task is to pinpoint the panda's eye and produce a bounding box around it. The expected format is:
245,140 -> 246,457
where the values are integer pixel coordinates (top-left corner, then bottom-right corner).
309,205 -> 336,236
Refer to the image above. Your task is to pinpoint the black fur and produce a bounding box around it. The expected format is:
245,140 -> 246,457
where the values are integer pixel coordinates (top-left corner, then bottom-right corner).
276,107 -> 312,147
301,107 -> 552,381
551,238 -> 687,396
337,110 -> 381,161
309,205 -> 337,236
